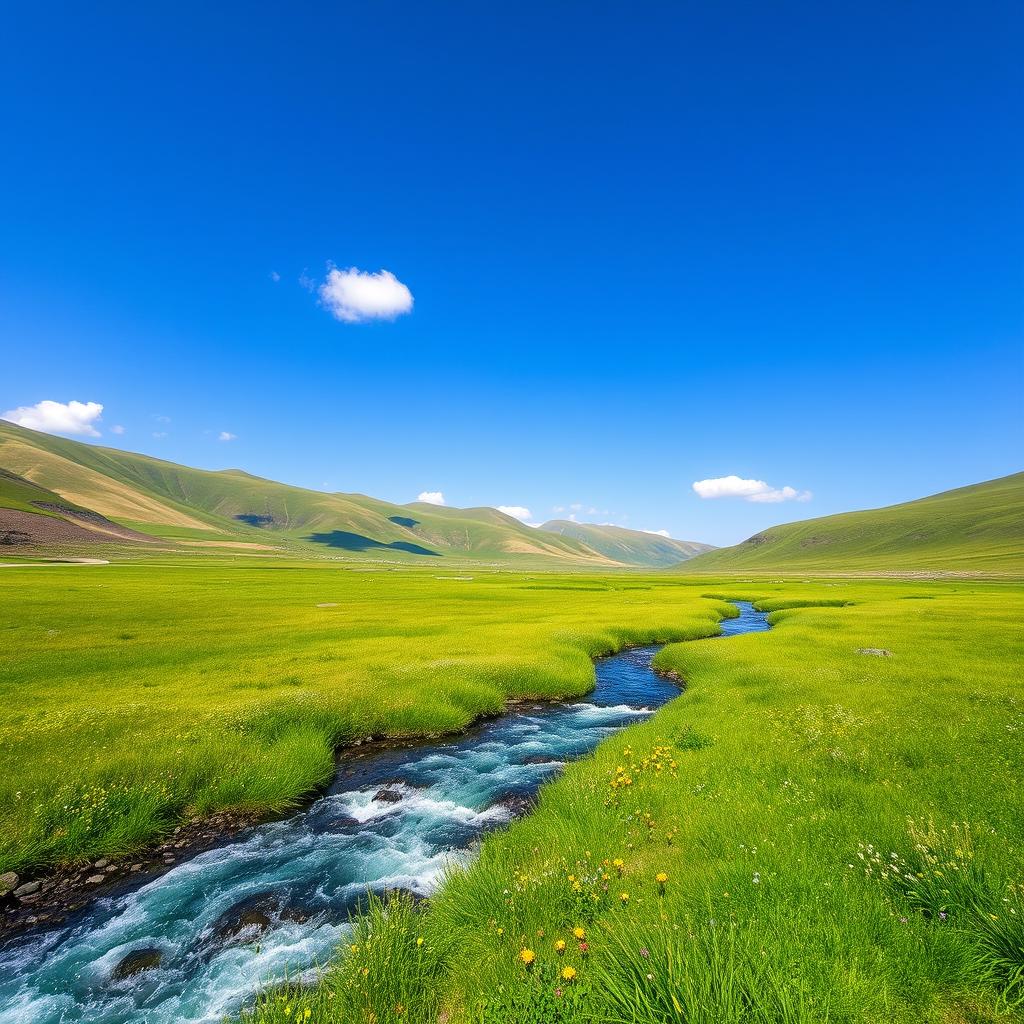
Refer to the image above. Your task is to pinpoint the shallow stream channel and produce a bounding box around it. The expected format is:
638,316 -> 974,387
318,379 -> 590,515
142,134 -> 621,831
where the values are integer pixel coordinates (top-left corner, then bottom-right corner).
0,602 -> 770,1023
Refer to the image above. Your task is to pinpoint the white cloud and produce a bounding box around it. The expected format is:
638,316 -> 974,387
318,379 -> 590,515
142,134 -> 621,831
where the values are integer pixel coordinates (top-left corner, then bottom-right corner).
269,271 -> 281,283
692,475 -> 812,503
643,528 -> 672,537
417,491 -> 445,505
319,267 -> 413,323
152,431 -> 168,439
110,424 -> 126,435
2,399 -> 104,437
497,505 -> 533,522
218,431 -> 237,442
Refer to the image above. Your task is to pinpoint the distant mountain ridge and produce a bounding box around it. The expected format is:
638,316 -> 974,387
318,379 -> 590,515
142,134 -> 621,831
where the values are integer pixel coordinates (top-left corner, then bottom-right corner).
540,520 -> 714,568
0,422 -> 706,567
679,472 -> 1024,574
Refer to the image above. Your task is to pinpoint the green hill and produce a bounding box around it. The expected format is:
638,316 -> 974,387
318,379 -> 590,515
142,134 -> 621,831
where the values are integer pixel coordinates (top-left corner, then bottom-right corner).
0,421 -> 641,566
540,520 -> 715,567
680,472 -> 1024,574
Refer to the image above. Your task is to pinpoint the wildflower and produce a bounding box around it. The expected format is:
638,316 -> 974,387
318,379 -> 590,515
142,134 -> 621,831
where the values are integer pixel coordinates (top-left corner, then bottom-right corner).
519,948 -> 536,966
640,947 -> 649,957
554,939 -> 566,953
579,941 -> 589,953
619,892 -> 630,903
573,926 -> 586,939
496,927 -> 504,936
304,1012 -> 311,1021
284,1009 -> 292,1018
613,858 -> 625,872
416,936 -> 424,947
561,966 -> 577,981
349,944 -> 359,953
656,872 -> 668,884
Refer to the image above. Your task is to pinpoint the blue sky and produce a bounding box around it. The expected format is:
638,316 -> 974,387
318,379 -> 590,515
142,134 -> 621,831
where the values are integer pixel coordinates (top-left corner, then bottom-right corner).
1,3 -> 1021,546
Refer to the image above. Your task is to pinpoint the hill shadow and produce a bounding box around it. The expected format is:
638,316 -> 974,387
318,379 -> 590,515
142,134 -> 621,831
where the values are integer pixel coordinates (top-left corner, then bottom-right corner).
305,530 -> 440,557
235,514 -> 275,527
388,516 -> 419,528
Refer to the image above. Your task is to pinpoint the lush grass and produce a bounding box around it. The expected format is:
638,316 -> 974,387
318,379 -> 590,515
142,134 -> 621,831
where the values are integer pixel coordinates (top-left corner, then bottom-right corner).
0,565 -> 725,873
681,472 -> 1024,574
249,580 -> 1024,1023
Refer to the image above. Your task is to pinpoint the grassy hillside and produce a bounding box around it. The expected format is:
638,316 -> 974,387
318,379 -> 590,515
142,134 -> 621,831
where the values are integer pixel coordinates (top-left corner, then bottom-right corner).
681,472 -> 1024,574
0,468 -> 90,518
0,422 -> 630,566
541,519 -> 715,567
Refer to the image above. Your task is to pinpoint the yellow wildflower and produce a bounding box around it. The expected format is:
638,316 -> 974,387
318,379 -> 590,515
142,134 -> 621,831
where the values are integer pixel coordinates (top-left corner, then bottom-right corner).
561,965 -> 577,981
573,926 -> 586,939
619,892 -> 630,903
656,872 -> 668,884
519,948 -> 536,965
554,939 -> 566,952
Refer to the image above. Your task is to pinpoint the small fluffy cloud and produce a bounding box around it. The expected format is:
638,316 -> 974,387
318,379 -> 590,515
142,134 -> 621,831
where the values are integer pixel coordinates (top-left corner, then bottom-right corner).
497,505 -> 533,522
2,399 -> 103,437
319,267 -> 414,323
269,271 -> 281,283
692,475 -> 812,503
642,528 -> 672,537
110,424 -> 126,435
218,431 -> 237,442
417,491 -> 445,505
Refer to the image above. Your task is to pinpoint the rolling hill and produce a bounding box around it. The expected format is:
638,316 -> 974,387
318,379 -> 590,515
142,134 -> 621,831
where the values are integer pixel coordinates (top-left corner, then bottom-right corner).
0,422 -> 699,567
679,472 -> 1024,574
540,520 -> 714,568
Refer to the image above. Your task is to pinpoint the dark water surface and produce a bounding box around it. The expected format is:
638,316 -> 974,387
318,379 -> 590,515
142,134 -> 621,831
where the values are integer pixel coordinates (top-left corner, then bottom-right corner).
0,602 -> 770,1023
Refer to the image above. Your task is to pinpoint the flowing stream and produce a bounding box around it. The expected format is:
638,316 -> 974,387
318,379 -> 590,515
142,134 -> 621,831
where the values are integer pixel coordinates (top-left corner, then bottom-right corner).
0,602 -> 770,1023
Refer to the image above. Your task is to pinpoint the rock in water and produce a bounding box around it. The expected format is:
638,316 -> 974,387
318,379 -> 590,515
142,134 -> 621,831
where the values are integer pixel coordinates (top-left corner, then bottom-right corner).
209,892 -> 311,945
373,789 -> 403,803
112,948 -> 163,979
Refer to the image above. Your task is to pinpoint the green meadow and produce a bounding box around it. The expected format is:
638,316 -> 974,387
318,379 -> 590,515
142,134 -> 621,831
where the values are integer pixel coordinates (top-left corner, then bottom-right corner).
242,578 -> 1023,1024
2,565 -> 1022,1020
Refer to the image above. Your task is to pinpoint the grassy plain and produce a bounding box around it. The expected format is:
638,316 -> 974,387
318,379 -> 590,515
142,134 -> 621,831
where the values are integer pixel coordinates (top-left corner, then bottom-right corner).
0,563 -> 726,873
3,564 -> 1022,1021
248,579 -> 1024,1024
